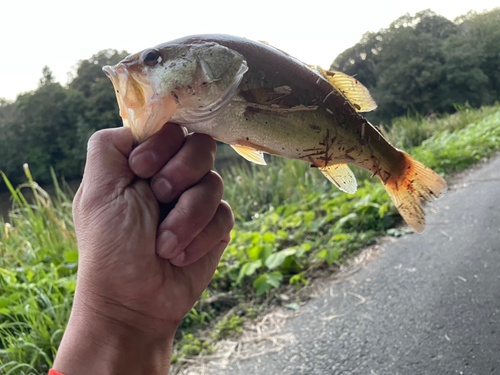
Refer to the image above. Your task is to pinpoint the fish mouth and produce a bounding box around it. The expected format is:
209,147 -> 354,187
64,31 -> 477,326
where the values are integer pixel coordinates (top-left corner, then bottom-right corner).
103,64 -> 177,143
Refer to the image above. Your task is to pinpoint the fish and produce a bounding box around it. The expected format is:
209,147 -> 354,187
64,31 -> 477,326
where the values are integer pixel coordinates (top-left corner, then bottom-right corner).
102,34 -> 447,233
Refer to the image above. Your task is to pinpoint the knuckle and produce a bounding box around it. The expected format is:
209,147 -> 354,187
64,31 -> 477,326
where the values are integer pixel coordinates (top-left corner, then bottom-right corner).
204,171 -> 224,197
190,133 -> 217,157
88,128 -> 114,147
218,201 -> 235,232
163,123 -> 186,146
172,203 -> 197,227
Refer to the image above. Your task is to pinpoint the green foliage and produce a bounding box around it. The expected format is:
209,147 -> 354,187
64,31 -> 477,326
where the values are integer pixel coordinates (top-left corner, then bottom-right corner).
0,50 -> 128,190
411,111 -> 500,174
212,315 -> 245,339
331,8 -> 500,124
387,104 -> 500,149
0,167 -> 77,374
253,271 -> 284,296
176,334 -> 213,358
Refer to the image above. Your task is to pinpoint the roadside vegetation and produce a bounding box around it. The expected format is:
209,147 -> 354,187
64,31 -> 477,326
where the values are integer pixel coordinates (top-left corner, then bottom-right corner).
1,104 -> 499,373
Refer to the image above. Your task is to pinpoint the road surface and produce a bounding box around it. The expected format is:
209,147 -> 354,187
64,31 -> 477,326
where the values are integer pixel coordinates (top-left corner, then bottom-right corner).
214,156 -> 500,375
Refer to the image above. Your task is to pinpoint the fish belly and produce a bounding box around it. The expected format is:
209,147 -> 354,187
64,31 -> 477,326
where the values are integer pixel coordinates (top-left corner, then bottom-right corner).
207,101 -> 372,168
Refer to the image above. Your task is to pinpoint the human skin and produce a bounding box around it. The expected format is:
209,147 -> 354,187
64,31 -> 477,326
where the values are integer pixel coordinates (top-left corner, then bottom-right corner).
53,123 -> 234,374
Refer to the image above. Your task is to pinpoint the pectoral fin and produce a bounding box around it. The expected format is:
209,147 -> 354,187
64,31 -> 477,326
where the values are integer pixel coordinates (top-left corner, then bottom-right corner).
319,164 -> 357,194
317,68 -> 377,113
231,145 -> 267,165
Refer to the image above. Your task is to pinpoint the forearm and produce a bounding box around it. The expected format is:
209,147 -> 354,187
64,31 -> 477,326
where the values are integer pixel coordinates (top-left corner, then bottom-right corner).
53,301 -> 175,375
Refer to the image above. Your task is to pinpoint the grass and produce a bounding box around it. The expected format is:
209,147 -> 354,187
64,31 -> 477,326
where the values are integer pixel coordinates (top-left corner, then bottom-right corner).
0,104 -> 499,373
0,169 -> 76,374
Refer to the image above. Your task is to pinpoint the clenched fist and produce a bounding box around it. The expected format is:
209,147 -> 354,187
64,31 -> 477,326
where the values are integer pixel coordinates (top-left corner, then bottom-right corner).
53,123 -> 233,375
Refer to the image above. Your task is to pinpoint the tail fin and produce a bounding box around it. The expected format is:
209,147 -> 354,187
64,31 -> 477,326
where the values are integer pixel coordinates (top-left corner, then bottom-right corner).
385,152 -> 447,233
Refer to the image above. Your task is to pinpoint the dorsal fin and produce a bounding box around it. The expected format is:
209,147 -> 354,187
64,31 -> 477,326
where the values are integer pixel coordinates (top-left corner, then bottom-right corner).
319,164 -> 357,194
316,68 -> 377,113
231,144 -> 267,165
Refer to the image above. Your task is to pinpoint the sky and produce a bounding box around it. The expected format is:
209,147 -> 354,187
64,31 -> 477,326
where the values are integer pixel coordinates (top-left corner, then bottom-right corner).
1,0 -> 498,101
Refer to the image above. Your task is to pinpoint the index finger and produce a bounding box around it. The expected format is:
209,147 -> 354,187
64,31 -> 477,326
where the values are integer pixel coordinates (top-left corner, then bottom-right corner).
129,122 -> 186,179
82,127 -> 135,198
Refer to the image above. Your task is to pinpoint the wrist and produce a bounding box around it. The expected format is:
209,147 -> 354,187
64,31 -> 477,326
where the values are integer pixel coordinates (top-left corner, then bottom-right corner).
53,297 -> 177,375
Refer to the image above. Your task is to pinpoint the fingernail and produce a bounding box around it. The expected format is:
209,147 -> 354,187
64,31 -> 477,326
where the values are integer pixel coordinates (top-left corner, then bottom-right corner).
152,178 -> 173,202
130,150 -> 157,176
170,251 -> 185,266
156,230 -> 179,259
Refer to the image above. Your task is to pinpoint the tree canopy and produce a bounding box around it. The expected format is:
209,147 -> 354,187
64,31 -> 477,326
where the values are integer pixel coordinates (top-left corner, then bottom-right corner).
331,8 -> 500,124
0,50 -> 127,188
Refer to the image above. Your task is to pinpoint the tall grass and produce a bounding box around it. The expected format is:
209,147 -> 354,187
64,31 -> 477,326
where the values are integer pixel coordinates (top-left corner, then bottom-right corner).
0,168 -> 77,374
386,104 -> 500,149
0,104 -> 499,372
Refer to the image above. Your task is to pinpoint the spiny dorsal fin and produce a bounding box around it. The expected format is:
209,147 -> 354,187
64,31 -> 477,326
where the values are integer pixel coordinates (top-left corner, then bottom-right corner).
316,68 -> 377,113
231,144 -> 267,165
319,164 -> 357,194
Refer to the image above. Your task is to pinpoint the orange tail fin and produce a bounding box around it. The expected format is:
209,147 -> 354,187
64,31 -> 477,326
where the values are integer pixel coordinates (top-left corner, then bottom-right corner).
385,152 -> 447,233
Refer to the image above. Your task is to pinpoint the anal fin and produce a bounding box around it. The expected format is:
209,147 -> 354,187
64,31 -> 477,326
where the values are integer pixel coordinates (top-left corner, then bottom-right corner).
319,164 -> 357,194
231,145 -> 267,165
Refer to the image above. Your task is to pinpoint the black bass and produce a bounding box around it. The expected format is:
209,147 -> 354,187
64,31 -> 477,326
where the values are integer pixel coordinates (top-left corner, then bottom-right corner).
103,34 -> 447,233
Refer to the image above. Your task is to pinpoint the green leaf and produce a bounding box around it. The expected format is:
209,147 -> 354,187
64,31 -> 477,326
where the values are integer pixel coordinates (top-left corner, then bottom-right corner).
0,296 -> 13,309
25,268 -> 34,281
334,212 -> 357,230
245,260 -> 262,276
64,251 -> 79,263
247,245 -> 263,261
267,271 -> 283,287
295,244 -> 311,258
276,230 -> 288,240
252,271 -> 283,296
285,302 -> 300,310
290,273 -> 308,287
236,260 -> 262,284
262,232 -> 276,242
265,248 -> 296,270
253,274 -> 271,296
237,263 -> 249,284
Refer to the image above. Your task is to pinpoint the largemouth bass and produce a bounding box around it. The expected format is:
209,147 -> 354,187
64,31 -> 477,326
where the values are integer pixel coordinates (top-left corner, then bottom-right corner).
103,34 -> 447,233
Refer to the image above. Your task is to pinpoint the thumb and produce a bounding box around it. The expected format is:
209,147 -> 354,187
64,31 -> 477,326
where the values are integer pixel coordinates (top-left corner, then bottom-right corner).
83,128 -> 135,197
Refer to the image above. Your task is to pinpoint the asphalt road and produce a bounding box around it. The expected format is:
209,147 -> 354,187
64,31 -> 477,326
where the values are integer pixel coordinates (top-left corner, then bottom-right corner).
215,156 -> 500,375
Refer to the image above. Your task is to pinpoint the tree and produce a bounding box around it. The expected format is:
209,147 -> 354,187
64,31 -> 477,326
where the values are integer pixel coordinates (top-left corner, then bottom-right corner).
39,66 -> 55,86
70,49 -> 128,97
330,9 -> 500,124
69,49 -> 129,162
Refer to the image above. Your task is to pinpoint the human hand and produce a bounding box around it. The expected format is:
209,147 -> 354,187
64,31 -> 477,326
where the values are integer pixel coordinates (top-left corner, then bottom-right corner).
53,124 -> 233,374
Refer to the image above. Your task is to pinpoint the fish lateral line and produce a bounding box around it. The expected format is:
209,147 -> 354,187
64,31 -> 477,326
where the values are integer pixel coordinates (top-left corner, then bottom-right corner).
231,100 -> 319,114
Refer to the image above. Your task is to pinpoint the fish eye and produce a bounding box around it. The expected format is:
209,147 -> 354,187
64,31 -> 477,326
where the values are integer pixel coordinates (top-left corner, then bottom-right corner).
142,49 -> 161,66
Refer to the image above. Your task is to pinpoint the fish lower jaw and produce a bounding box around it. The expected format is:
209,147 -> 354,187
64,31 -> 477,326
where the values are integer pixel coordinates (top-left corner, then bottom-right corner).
124,93 -> 178,143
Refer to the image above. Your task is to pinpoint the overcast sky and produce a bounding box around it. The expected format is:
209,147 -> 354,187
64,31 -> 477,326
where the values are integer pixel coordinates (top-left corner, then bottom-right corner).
1,0 -> 497,101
